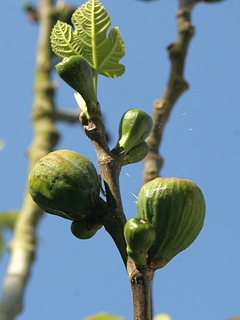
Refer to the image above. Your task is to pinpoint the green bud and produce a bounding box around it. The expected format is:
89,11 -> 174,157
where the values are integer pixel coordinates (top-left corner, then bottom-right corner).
115,109 -> 153,153
56,55 -> 97,103
71,217 -> 102,240
126,141 -> 149,165
124,218 -> 156,267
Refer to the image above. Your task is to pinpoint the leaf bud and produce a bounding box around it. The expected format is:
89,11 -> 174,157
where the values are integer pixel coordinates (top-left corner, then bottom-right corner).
56,55 -> 97,104
115,109 -> 153,153
124,218 -> 156,267
71,217 -> 102,240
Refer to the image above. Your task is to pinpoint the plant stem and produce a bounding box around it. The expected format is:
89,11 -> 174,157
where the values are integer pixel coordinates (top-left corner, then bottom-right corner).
127,259 -> 154,320
93,70 -> 98,97
83,114 -> 156,319
82,116 -> 128,264
143,1 -> 196,182
0,1 -> 59,319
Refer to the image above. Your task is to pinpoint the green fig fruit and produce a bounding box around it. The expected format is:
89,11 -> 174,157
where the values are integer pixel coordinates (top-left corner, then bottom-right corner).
126,141 -> 149,165
137,177 -> 205,269
124,218 -> 156,267
71,217 -> 102,240
56,55 -> 97,103
115,109 -> 153,153
28,150 -> 100,220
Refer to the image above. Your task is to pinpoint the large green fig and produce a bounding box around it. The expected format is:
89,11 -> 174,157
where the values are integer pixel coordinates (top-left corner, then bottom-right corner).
71,217 -> 102,240
115,109 -> 153,153
124,218 -> 156,267
56,55 -> 97,103
137,177 -> 205,269
28,150 -> 100,220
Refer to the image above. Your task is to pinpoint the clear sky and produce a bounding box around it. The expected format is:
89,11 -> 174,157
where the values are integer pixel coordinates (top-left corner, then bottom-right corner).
1,0 -> 240,319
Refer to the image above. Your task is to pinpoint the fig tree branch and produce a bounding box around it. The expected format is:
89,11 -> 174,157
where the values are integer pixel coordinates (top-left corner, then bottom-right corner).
0,1 -> 59,319
143,0 -> 196,183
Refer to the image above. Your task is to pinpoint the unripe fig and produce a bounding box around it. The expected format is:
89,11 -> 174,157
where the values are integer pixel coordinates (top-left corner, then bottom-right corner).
115,109 -> 153,153
127,141 -> 149,164
71,217 -> 102,240
137,177 -> 205,269
56,55 -> 97,103
28,150 -> 100,220
124,218 -> 156,267
124,218 -> 156,252
117,141 -> 149,166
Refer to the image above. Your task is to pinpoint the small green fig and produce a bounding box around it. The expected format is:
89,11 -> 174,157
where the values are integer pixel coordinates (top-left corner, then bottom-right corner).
28,150 -> 100,220
115,109 -> 153,153
56,55 -> 97,103
71,217 -> 102,240
137,177 -> 205,269
124,218 -> 156,267
126,141 -> 149,165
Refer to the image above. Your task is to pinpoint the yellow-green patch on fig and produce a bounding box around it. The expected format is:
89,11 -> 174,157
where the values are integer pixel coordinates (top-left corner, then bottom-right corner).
28,150 -> 100,220
137,177 -> 206,269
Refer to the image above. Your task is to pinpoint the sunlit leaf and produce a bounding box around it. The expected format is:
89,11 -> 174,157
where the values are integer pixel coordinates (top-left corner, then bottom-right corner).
51,20 -> 83,57
154,314 -> 171,320
51,0 -> 125,78
0,139 -> 5,151
82,312 -> 124,320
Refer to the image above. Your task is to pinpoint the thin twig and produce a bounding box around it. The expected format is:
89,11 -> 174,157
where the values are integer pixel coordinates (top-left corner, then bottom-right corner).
143,0 -> 196,183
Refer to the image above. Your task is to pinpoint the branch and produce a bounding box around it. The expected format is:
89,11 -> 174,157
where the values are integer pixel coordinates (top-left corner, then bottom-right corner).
0,1 -> 59,319
53,108 -> 80,123
143,0 -> 196,183
81,114 -> 128,264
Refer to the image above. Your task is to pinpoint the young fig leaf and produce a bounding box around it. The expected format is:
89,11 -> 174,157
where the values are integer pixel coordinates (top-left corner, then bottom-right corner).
51,0 -> 125,78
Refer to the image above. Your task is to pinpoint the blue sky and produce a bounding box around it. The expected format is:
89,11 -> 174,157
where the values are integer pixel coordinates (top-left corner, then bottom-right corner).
0,0 -> 240,319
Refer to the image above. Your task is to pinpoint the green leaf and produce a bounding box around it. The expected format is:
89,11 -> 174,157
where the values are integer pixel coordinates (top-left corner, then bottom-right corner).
51,0 -> 125,78
82,312 -> 124,320
50,20 -> 82,57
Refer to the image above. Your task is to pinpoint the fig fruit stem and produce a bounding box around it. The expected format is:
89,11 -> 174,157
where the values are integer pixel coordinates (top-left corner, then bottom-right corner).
143,1 -> 195,182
